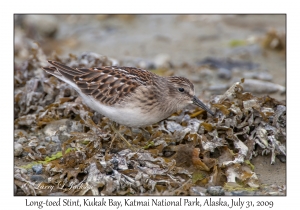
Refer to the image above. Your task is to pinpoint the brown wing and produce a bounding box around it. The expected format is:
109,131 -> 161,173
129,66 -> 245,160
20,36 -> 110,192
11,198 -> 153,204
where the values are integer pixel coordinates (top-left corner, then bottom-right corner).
43,60 -> 156,105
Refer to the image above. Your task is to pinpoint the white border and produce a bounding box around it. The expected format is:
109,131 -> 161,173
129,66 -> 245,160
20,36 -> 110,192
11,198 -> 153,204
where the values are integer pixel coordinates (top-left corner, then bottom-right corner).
5,1 -> 296,209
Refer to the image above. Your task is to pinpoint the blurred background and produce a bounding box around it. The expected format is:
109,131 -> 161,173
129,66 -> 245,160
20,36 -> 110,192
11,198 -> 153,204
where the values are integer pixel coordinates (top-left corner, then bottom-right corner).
14,14 -> 286,101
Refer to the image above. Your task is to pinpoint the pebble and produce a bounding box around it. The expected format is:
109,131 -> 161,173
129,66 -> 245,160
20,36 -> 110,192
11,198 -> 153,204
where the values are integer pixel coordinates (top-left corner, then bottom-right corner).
207,186 -> 225,196
198,68 -> 214,80
51,136 -> 60,143
138,60 -> 155,69
24,15 -> 58,38
239,79 -> 285,94
226,44 -> 261,57
45,136 -> 51,142
189,186 -> 207,196
17,137 -> 27,144
30,175 -> 46,182
153,53 -> 171,68
207,84 -> 229,94
217,68 -> 232,79
14,142 -> 23,156
197,57 -> 259,70
243,71 -> 273,81
32,164 -> 43,174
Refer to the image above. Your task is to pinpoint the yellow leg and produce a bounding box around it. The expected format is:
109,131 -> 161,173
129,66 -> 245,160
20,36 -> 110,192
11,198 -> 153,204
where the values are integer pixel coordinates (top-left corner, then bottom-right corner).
109,121 -> 131,147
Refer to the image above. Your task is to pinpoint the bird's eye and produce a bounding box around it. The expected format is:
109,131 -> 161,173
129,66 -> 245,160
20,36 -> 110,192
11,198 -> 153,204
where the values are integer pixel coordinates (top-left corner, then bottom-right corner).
178,87 -> 184,92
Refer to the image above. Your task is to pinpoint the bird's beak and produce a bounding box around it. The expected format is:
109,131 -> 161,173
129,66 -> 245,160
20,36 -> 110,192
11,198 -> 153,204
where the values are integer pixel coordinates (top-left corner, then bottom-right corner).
192,96 -> 214,116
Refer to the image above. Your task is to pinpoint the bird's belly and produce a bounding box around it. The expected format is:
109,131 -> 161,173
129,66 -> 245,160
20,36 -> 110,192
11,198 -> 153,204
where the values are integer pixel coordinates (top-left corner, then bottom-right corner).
79,94 -> 166,127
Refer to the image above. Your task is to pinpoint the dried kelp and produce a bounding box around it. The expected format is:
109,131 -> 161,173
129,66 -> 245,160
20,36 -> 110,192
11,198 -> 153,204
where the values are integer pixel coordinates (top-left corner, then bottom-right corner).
14,47 -> 286,195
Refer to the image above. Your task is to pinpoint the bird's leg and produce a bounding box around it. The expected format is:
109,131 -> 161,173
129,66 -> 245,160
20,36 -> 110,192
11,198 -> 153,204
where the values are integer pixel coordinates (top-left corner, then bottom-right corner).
109,121 -> 131,148
109,134 -> 117,148
140,127 -> 151,140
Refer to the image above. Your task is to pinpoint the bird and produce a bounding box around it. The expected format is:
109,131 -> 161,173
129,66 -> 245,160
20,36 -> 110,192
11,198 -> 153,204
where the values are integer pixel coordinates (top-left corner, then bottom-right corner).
42,60 -> 214,145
